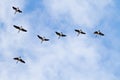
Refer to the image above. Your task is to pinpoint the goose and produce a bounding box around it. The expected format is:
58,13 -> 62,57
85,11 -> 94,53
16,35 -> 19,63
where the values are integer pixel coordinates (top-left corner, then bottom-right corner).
75,29 -> 86,36
13,56 -> 25,63
12,6 -> 22,14
37,35 -> 49,43
55,32 -> 67,39
13,25 -> 27,33
94,30 -> 104,36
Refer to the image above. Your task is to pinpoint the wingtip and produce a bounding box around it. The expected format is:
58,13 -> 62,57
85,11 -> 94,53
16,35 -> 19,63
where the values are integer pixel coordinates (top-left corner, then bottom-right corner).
37,35 -> 39,36
12,6 -> 14,8
13,25 -> 16,27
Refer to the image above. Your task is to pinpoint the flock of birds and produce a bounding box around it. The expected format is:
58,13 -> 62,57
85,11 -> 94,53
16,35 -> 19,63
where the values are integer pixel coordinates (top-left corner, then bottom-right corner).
12,6 -> 104,64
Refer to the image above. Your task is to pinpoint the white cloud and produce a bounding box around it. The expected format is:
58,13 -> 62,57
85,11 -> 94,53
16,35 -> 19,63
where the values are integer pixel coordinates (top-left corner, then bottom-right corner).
43,0 -> 114,27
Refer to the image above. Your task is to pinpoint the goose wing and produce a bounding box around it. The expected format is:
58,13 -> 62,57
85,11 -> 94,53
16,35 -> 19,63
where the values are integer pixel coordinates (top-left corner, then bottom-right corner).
12,6 -> 17,10
18,10 -> 22,13
75,29 -> 80,32
99,32 -> 104,36
55,32 -> 60,36
94,31 -> 98,34
37,35 -> 43,40
19,59 -> 25,63
21,28 -> 27,32
13,25 -> 20,30
81,31 -> 86,34
61,34 -> 66,37
13,57 -> 19,60
44,38 -> 49,41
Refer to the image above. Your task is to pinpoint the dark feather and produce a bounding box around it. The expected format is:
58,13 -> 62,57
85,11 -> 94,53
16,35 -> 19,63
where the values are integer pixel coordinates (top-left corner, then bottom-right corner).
44,39 -> 49,41
55,32 -> 60,36
12,6 -> 17,10
13,25 -> 20,29
61,34 -> 66,37
75,29 -> 80,32
21,28 -> 27,32
94,31 -> 98,34
37,35 -> 43,40
99,32 -> 104,36
18,10 -> 22,13
81,31 -> 86,34
19,59 -> 25,63
13,57 -> 19,60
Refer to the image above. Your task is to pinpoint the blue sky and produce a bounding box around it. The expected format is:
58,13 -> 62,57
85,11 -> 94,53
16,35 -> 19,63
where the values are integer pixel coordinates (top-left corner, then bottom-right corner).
0,0 -> 120,80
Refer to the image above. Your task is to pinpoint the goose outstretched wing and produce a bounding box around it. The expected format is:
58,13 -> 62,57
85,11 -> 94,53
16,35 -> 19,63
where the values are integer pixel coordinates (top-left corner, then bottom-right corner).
21,28 -> 27,32
99,32 -> 104,36
61,34 -> 66,37
37,35 -> 43,40
13,25 -> 20,30
94,31 -> 98,34
12,6 -> 17,10
18,10 -> 22,13
13,57 -> 19,60
81,31 -> 86,34
75,29 -> 80,32
55,32 -> 61,36
44,39 -> 49,41
19,59 -> 25,63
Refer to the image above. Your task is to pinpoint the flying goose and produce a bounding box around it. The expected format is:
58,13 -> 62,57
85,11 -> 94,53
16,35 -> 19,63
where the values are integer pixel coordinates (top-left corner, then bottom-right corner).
55,32 -> 67,39
12,6 -> 22,14
37,35 -> 49,43
94,30 -> 104,36
13,25 -> 27,33
13,56 -> 25,63
75,29 -> 86,36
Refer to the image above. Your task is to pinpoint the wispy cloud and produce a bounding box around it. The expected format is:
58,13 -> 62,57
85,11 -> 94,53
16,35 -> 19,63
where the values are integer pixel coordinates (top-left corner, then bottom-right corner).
43,0 -> 114,27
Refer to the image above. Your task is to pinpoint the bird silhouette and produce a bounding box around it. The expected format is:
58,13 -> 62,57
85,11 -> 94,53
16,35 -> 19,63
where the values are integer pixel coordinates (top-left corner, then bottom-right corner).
75,29 -> 86,36
13,25 -> 27,33
12,6 -> 22,14
13,56 -> 25,63
55,32 -> 67,39
37,35 -> 49,43
94,30 -> 104,36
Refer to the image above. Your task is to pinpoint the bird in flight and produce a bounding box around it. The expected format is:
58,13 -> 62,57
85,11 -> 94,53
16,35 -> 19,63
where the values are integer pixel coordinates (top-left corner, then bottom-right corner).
13,25 -> 27,33
55,32 -> 67,39
94,30 -> 104,36
37,35 -> 49,43
12,6 -> 22,14
75,29 -> 86,36
13,56 -> 25,63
